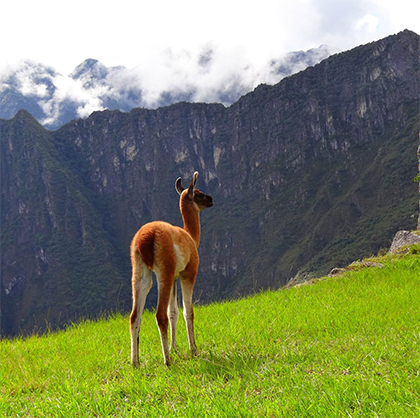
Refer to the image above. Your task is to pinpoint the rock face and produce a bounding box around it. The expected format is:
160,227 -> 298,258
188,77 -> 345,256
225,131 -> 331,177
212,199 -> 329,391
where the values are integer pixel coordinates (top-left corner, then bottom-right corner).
418,144 -> 420,230
389,231 -> 420,253
1,30 -> 419,336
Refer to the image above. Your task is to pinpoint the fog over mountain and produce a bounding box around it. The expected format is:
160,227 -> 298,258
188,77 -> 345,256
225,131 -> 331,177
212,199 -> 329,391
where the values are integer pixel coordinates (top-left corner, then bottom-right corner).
0,45 -> 336,130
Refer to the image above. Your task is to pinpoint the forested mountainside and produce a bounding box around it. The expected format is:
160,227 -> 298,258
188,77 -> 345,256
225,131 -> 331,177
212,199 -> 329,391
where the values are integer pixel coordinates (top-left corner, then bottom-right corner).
1,30 -> 419,336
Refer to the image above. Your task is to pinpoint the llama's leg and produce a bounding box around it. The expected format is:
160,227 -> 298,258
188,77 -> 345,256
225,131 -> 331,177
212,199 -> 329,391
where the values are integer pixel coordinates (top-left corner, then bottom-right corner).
130,258 -> 153,367
167,280 -> 179,353
156,275 -> 175,366
180,272 -> 197,354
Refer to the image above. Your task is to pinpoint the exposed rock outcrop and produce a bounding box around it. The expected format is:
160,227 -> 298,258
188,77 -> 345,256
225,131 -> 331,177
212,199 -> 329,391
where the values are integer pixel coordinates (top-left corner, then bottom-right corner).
389,230 -> 420,253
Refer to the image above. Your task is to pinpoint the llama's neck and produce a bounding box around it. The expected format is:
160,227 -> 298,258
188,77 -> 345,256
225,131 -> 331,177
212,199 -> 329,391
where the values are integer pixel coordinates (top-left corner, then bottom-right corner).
180,202 -> 201,247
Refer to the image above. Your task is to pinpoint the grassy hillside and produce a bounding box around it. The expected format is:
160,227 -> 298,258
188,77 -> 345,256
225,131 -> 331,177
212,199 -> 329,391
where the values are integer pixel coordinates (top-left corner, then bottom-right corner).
1,245 -> 419,417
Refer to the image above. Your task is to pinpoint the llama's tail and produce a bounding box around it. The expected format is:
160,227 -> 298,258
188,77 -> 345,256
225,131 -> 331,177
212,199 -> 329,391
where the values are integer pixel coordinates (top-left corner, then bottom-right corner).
131,228 -> 155,270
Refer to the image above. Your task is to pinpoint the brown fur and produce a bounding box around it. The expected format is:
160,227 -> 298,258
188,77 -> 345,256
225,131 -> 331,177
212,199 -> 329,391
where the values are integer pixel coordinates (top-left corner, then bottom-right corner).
136,228 -> 155,269
130,172 -> 213,366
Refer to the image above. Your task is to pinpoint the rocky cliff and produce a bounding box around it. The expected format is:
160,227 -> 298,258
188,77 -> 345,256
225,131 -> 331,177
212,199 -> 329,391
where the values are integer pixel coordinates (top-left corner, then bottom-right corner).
1,30 -> 419,336
418,144 -> 420,230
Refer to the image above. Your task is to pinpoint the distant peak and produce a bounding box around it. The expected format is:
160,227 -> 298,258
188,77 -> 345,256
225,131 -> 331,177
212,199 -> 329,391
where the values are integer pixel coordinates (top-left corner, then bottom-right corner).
400,29 -> 419,36
81,58 -> 101,66
15,108 -> 36,120
11,109 -> 45,129
70,59 -> 108,79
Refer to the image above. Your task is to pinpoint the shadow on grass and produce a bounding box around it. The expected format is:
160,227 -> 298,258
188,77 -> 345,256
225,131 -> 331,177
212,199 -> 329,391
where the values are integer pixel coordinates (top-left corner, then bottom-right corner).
170,347 -> 271,381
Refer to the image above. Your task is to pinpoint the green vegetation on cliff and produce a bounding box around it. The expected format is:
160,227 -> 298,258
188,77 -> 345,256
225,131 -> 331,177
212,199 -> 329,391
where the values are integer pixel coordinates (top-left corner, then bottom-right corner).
1,246 -> 419,417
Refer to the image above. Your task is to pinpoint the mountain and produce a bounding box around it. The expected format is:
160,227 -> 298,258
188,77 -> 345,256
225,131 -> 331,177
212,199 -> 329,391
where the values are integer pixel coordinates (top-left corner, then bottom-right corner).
1,30 -> 419,336
0,62 -> 59,124
0,45 -> 335,130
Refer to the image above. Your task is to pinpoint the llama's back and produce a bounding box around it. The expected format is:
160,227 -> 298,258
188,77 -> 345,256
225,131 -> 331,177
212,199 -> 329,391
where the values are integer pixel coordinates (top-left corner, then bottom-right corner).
131,221 -> 197,275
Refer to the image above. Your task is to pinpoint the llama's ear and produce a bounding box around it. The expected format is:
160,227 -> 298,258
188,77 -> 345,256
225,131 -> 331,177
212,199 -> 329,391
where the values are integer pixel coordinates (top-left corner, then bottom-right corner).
187,171 -> 199,198
175,177 -> 185,195
192,171 -> 199,186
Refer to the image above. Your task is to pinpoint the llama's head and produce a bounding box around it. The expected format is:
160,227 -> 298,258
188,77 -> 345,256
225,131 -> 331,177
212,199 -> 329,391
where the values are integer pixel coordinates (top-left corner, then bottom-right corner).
176,171 -> 213,211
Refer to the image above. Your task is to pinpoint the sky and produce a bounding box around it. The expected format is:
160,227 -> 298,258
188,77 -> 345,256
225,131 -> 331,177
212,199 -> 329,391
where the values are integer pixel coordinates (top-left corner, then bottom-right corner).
1,0 -> 419,125
2,0 -> 419,75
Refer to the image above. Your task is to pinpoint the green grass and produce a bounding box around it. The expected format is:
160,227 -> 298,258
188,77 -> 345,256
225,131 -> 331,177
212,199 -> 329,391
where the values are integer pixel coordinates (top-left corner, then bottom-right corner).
1,247 -> 419,417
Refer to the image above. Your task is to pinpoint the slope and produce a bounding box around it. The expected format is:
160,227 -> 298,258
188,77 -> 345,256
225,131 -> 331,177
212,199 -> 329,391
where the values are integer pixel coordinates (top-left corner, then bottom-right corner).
1,246 -> 419,417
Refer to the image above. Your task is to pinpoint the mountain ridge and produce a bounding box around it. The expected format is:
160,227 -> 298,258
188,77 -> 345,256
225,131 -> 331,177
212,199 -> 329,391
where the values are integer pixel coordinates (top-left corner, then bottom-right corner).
0,45 -> 336,130
1,30 -> 419,336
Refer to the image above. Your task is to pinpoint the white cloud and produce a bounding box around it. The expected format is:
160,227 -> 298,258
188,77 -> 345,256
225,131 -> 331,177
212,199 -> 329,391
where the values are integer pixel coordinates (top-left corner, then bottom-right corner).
356,14 -> 380,33
131,43 -> 256,106
44,74 -> 109,122
1,0 -> 419,128
2,61 -> 55,98
3,0 -> 418,77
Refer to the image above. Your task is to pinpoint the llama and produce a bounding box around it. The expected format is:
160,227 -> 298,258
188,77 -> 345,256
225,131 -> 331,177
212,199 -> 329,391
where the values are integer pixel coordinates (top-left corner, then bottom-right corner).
130,172 -> 213,366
